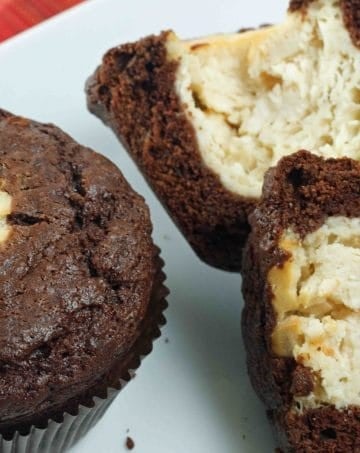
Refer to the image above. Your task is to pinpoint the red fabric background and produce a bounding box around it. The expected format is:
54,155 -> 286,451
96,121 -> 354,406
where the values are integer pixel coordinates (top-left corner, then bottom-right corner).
0,0 -> 84,42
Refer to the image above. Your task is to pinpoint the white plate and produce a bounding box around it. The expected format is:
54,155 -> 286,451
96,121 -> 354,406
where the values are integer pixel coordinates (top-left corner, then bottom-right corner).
0,1 -> 288,451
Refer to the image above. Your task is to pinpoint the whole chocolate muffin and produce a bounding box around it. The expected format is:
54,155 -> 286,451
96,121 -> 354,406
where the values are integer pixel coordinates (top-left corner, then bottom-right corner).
242,150 -> 360,452
86,0 -> 360,271
0,109 -> 167,451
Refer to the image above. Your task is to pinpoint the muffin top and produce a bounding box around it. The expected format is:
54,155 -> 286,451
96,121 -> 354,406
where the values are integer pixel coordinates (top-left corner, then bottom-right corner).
0,109 -> 155,427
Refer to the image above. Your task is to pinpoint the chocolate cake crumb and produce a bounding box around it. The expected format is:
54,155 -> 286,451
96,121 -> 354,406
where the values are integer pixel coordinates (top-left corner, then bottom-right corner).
288,0 -> 315,13
237,27 -> 256,33
126,436 -> 135,450
290,365 -> 314,397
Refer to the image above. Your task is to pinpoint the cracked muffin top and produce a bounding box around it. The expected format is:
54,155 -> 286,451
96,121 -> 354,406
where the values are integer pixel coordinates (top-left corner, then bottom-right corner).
0,109 -> 156,427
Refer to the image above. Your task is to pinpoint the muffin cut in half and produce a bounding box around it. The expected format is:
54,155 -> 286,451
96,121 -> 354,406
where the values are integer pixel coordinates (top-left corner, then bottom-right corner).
87,0 -> 360,271
242,150 -> 360,452
0,109 -> 167,451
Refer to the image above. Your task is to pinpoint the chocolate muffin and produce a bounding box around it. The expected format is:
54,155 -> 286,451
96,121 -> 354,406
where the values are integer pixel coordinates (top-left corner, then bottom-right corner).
0,109 -> 167,451
86,0 -> 360,271
242,150 -> 360,452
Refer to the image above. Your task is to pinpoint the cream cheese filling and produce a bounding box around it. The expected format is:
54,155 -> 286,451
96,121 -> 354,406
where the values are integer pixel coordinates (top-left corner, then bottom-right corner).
167,0 -> 360,199
269,217 -> 360,410
0,190 -> 12,243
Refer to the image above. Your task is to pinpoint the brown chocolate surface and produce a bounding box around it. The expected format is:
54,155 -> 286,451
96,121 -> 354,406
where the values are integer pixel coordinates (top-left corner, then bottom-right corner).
288,0 -> 316,12
0,109 -> 159,432
242,151 -> 360,452
342,0 -> 360,48
86,32 -> 252,272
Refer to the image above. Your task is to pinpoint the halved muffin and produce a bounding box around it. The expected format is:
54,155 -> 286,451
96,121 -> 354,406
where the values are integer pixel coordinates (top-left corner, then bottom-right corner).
87,0 -> 360,271
242,150 -> 360,452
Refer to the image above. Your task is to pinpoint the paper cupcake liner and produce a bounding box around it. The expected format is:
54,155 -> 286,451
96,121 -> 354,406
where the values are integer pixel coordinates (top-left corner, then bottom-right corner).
0,392 -> 117,453
0,248 -> 168,453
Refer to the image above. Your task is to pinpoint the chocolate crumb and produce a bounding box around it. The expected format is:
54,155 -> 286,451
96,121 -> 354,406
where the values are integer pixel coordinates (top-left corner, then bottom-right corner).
238,27 -> 255,33
190,42 -> 209,51
164,337 -> 169,344
290,365 -> 314,397
126,436 -> 135,450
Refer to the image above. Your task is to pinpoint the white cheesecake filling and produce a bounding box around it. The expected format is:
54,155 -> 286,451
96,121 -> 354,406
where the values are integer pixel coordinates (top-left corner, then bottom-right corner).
269,217 -> 360,409
0,190 -> 11,243
166,0 -> 360,199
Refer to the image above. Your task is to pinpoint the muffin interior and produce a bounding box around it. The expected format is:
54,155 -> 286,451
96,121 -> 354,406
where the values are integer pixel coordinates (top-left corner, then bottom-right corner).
269,216 -> 360,410
166,0 -> 360,198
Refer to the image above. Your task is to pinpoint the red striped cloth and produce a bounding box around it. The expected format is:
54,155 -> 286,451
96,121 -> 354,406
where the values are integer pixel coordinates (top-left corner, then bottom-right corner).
0,0 -> 84,42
